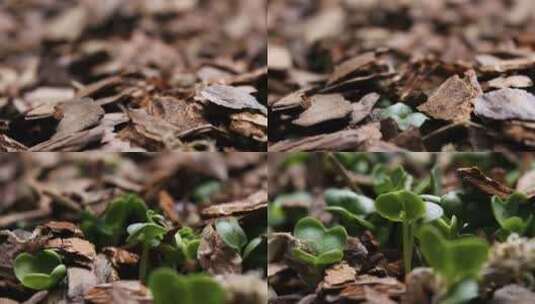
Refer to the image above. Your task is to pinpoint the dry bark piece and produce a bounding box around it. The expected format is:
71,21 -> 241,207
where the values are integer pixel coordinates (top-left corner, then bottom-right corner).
102,247 -> 139,268
158,190 -> 180,223
24,87 -> 76,119
417,72 -> 480,123
68,267 -> 98,303
474,88 -> 535,121
198,224 -> 242,275
84,281 -> 151,304
39,221 -> 83,238
201,190 -> 267,219
271,89 -> 311,112
292,94 -> 352,127
45,237 -> 96,268
269,123 -> 382,152
53,98 -> 105,139
229,112 -> 267,142
488,75 -> 533,89
457,167 -> 513,199
515,169 -> 535,198
268,45 -> 292,70
322,262 -> 357,289
351,93 -> 380,125
327,52 -> 376,85
476,54 -> 535,73
198,84 -> 267,115
339,275 -> 405,302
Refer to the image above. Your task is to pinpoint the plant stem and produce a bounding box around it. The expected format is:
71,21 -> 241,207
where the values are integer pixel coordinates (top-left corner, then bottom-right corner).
402,221 -> 413,275
140,245 -> 149,282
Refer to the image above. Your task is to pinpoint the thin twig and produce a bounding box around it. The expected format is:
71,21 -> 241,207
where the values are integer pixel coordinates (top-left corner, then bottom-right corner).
326,152 -> 362,193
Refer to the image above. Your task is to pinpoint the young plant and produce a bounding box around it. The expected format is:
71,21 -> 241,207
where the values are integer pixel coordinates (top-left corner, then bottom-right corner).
375,190 -> 443,274
418,225 -> 489,303
324,188 -> 376,231
291,217 -> 347,268
160,227 -> 201,271
14,250 -> 66,290
215,217 -> 266,269
379,102 -> 429,131
149,268 -> 225,304
81,193 -> 148,248
491,192 -> 534,237
127,210 -> 167,281
372,165 -> 413,195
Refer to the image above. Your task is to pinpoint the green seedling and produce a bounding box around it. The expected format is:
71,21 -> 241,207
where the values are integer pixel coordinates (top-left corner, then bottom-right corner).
376,190 -> 443,274
14,250 -> 66,290
161,227 -> 201,270
379,102 -> 429,131
324,188 -> 376,231
291,217 -> 347,268
149,268 -> 225,304
491,192 -> 534,237
81,193 -> 148,248
243,235 -> 267,270
192,180 -> 222,204
214,216 -> 266,269
127,210 -> 167,281
418,226 -> 489,303
372,165 -> 413,195
215,217 -> 248,252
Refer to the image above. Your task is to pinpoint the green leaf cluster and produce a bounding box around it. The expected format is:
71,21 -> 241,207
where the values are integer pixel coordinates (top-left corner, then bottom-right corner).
379,102 -> 428,131
81,193 -> 148,248
14,250 -> 66,290
291,217 -> 347,268
149,268 -> 225,304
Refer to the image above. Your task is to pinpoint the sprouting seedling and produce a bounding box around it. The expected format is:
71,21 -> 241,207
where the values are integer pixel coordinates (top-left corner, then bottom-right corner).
375,190 -> 443,274
160,227 -> 201,270
324,188 -> 376,231
127,210 -> 167,281
372,165 -> 413,195
81,193 -> 148,248
214,216 -> 266,267
418,225 -> 489,303
14,250 -> 66,290
291,216 -> 348,268
149,268 -> 225,304
379,102 -> 429,131
491,192 -> 534,237
215,217 -> 248,253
